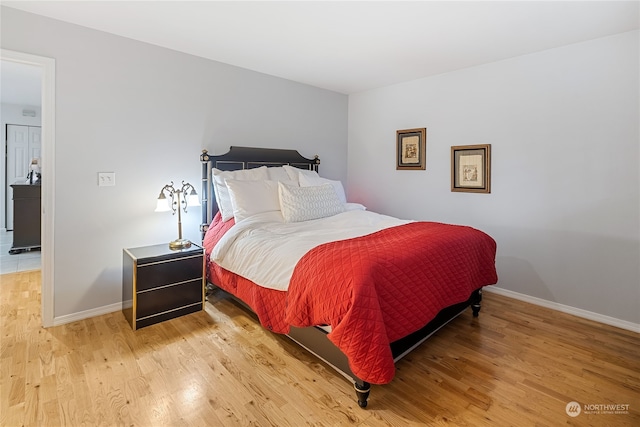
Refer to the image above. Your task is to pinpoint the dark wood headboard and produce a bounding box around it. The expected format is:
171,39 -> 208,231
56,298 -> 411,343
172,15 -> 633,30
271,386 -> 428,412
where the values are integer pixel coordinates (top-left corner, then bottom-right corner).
200,146 -> 320,235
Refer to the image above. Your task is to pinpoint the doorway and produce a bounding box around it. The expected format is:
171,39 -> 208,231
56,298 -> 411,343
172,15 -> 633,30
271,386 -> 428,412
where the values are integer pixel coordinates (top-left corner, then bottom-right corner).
5,124 -> 42,231
1,50 -> 55,327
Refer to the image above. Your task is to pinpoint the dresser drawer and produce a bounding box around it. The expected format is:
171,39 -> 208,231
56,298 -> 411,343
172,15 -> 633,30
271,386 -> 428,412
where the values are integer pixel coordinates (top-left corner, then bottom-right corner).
136,254 -> 203,291
136,279 -> 203,319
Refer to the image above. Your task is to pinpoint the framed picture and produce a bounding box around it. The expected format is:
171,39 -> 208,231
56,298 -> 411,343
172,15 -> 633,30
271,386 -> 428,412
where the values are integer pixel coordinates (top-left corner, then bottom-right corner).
451,144 -> 491,193
396,128 -> 426,170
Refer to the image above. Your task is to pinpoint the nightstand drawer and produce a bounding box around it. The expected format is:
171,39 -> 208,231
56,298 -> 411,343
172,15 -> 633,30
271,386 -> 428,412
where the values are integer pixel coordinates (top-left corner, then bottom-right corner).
136,254 -> 203,291
136,279 -> 203,319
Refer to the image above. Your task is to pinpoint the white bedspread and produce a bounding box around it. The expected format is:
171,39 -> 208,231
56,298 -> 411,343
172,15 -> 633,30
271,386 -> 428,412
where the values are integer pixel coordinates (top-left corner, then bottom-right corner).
211,209 -> 411,291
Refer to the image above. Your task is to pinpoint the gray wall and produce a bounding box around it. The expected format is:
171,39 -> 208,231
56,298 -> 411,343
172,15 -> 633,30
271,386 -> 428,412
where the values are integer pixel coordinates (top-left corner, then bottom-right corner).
348,31 -> 639,326
3,6 -> 637,329
1,7 -> 347,319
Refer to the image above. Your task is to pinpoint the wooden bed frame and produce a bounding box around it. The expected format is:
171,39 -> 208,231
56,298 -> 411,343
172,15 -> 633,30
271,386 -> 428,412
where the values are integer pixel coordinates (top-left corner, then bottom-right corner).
200,146 -> 483,408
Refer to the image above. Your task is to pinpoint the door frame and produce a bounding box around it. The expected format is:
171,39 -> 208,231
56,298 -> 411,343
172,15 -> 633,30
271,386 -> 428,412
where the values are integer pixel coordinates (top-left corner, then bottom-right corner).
1,49 -> 55,327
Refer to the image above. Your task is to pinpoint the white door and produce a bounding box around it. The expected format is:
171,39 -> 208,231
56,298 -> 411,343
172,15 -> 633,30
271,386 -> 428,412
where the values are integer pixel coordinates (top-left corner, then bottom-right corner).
29,126 -> 42,165
6,124 -> 41,230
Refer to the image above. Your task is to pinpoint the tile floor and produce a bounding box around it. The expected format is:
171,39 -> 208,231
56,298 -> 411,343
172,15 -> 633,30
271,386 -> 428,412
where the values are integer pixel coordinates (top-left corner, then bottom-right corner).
0,230 -> 41,274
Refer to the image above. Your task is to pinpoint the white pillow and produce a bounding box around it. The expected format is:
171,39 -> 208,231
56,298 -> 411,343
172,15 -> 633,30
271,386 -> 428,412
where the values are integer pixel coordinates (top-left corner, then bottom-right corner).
266,166 -> 291,181
278,182 -> 345,223
226,179 -> 297,222
298,173 -> 347,204
282,164 -> 319,183
212,166 -> 268,221
344,202 -> 366,211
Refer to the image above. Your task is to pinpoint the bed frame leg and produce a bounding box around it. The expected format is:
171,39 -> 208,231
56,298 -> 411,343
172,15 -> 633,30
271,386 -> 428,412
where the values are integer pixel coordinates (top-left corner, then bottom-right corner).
205,283 -> 217,300
354,380 -> 370,408
471,288 -> 482,317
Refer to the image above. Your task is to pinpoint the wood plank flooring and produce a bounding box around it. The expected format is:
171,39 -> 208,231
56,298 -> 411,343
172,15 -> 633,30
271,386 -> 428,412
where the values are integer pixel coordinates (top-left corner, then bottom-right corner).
1,270 -> 638,426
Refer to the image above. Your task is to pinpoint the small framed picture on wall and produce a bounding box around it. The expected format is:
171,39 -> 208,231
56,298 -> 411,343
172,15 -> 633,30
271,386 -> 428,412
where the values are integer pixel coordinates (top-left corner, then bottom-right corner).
451,144 -> 491,193
396,128 -> 426,170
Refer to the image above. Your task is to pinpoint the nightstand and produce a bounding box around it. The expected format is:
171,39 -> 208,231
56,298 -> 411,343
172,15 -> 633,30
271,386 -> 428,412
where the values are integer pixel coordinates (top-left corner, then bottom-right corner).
122,243 -> 204,330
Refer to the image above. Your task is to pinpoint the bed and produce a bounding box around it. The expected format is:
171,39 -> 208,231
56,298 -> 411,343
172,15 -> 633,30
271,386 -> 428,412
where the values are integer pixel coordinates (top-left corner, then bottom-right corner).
199,146 -> 498,407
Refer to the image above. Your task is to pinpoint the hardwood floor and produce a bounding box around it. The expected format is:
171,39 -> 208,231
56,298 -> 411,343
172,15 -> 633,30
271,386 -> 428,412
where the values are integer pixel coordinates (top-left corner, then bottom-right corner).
1,270 -> 638,426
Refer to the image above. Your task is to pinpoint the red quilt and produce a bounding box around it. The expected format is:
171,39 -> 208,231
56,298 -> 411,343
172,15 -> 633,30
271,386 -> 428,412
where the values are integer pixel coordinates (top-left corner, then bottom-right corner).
204,214 -> 497,384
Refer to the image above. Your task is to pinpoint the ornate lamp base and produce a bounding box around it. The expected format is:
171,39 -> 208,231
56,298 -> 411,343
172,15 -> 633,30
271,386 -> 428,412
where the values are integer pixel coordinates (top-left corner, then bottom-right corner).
169,239 -> 192,250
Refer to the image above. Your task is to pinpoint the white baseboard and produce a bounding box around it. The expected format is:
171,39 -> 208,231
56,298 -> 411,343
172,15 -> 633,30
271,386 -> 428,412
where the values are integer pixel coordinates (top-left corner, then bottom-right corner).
52,302 -> 122,326
50,288 -> 640,334
484,286 -> 640,333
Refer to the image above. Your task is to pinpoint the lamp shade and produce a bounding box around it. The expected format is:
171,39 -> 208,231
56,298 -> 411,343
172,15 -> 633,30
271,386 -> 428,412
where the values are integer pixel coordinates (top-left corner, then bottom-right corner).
186,189 -> 201,207
154,193 -> 171,212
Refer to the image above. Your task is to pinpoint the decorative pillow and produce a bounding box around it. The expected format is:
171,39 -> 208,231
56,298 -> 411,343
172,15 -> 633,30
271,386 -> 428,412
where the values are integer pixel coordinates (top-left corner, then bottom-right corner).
212,166 -> 268,221
226,179 -> 297,222
298,173 -> 347,204
266,166 -> 291,182
278,182 -> 345,223
282,164 -> 319,183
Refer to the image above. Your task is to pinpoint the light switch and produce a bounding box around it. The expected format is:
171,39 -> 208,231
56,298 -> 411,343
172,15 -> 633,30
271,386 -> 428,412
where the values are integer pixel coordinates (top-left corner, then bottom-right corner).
98,172 -> 115,186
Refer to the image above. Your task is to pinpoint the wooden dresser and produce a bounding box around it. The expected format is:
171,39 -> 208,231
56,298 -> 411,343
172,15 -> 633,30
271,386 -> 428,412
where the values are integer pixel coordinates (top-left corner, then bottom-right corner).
9,183 -> 41,254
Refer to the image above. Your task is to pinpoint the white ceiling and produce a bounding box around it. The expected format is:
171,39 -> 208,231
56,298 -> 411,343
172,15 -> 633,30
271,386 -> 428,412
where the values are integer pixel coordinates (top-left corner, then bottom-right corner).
2,1 -> 639,99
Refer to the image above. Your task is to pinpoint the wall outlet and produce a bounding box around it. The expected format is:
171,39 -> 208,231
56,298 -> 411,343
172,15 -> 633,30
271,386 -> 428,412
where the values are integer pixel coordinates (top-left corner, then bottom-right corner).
98,172 -> 115,187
